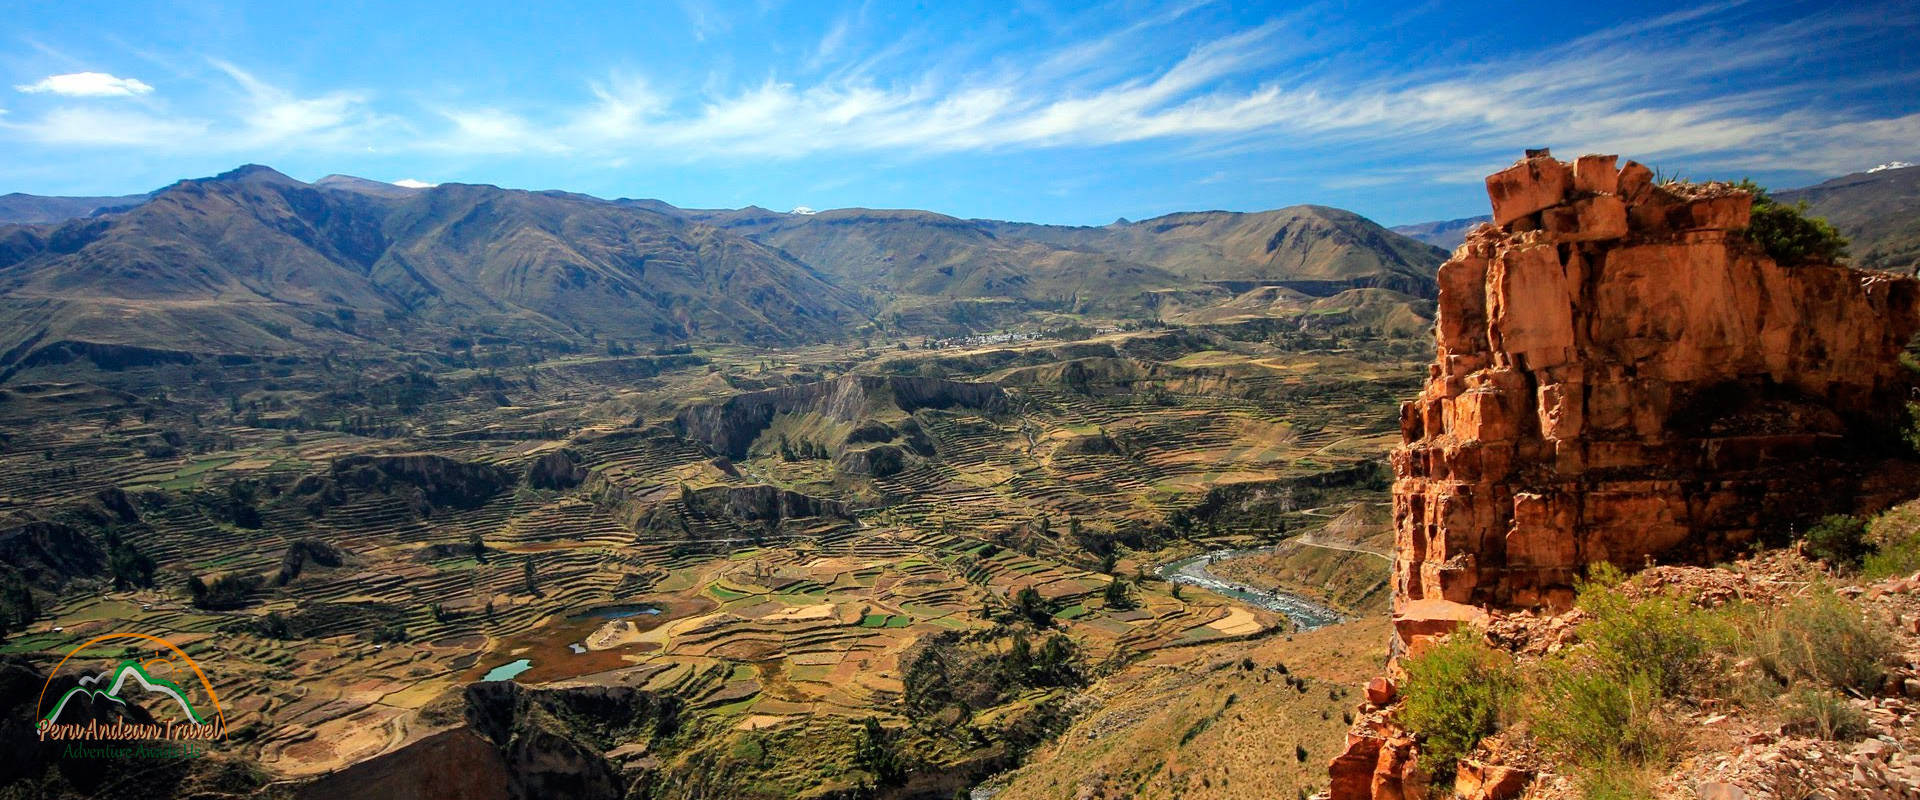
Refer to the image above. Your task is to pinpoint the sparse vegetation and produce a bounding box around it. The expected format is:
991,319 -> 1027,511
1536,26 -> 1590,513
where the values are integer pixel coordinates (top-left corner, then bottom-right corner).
1399,632 -> 1515,772
1399,561 -> 1898,793
1803,514 -> 1869,568
1737,179 -> 1851,265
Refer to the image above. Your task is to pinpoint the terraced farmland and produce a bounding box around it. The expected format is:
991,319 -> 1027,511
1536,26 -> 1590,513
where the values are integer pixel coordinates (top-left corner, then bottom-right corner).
0,323 -> 1414,795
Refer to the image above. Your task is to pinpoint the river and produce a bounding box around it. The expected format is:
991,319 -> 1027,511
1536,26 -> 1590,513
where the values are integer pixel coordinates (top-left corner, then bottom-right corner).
1156,546 -> 1346,631
970,545 -> 1350,798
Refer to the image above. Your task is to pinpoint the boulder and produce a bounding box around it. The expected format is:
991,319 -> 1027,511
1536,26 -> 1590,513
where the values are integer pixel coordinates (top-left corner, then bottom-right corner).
1454,760 -> 1531,800
1486,154 -> 1572,226
1365,677 -> 1396,706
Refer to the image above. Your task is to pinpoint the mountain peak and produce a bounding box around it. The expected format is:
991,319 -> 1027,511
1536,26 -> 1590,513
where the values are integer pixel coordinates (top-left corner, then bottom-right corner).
315,174 -> 428,198
209,164 -> 304,186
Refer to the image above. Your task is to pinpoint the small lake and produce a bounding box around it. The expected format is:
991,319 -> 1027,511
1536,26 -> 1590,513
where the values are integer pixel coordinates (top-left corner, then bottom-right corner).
570,604 -> 661,620
481,658 -> 533,681
1157,547 -> 1345,630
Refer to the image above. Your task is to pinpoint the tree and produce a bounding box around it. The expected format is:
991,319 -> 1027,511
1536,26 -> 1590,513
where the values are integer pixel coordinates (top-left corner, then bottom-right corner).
903,645 -> 956,721
522,556 -> 540,596
0,576 -> 36,641
258,611 -> 293,640
1013,586 -> 1052,627
853,717 -> 905,787
470,532 -> 488,564
102,529 -> 157,589
1003,633 -> 1034,684
1104,576 -> 1135,610
1736,179 -> 1850,265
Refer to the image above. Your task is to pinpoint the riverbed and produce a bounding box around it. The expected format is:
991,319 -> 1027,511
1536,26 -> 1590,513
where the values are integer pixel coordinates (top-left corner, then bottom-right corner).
1157,546 -> 1345,631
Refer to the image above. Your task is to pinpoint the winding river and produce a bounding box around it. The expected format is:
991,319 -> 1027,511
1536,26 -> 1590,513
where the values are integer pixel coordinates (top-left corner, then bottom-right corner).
1157,546 -> 1346,631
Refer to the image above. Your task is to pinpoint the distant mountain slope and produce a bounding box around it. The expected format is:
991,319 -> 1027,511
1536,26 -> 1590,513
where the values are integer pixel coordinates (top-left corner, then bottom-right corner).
1775,165 -> 1920,273
980,206 -> 1447,296
313,174 -> 428,199
0,192 -> 149,225
1389,215 -> 1488,251
680,206 -> 1189,310
0,166 -> 868,361
0,165 -> 1457,366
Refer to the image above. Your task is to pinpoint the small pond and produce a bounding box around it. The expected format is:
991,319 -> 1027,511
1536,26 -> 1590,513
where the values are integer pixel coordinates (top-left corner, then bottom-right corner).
481,658 -> 534,682
570,604 -> 661,620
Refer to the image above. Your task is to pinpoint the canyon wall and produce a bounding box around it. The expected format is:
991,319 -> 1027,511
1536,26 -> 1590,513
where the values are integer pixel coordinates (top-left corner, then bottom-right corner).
1394,150 -> 1920,645
1330,150 -> 1920,800
674,374 -> 1005,459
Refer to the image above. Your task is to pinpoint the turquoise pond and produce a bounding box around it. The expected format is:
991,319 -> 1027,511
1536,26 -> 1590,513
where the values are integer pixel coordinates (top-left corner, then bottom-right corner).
481,658 -> 533,681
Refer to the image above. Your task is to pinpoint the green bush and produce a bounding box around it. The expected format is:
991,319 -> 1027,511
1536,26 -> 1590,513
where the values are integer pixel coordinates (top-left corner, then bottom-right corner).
1527,662 -> 1671,769
1780,685 -> 1870,741
1803,515 -> 1869,568
1736,180 -> 1850,265
1579,764 -> 1663,800
1577,572 -> 1726,697
1864,504 -> 1920,580
1399,633 -> 1516,772
1743,590 -> 1892,694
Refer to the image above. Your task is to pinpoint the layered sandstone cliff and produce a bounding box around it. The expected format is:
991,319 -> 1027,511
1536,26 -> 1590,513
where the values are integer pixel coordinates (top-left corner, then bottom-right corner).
1396,150 -> 1920,642
1330,150 -> 1920,800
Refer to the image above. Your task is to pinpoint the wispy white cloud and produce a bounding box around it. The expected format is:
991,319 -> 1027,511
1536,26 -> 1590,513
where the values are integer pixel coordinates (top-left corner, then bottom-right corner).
1,2 -> 1912,185
3,60 -> 386,151
674,0 -> 731,43
9,106 -> 206,145
392,178 -> 436,188
14,72 -> 153,97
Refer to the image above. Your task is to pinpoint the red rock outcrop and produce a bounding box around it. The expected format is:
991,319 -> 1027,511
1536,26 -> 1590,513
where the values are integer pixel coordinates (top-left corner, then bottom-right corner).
1327,149 -> 1920,800
1396,149 -> 1920,645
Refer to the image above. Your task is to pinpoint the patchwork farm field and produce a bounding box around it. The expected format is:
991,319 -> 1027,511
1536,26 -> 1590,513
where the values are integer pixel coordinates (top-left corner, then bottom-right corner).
0,320 -> 1414,795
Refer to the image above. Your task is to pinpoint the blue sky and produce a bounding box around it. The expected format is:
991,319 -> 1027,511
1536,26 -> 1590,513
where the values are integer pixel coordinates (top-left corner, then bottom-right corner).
2,0 -> 1916,226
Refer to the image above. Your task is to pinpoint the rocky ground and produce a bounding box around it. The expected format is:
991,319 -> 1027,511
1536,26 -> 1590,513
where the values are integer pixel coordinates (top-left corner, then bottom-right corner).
1419,552 -> 1920,800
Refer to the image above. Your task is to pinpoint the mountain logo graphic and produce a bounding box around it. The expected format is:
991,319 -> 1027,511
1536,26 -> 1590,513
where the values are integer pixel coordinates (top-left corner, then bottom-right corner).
35,632 -> 227,742
41,658 -> 209,725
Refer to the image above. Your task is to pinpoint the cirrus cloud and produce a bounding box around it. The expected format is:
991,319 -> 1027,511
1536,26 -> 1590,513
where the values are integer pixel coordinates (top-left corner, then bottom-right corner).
15,72 -> 154,97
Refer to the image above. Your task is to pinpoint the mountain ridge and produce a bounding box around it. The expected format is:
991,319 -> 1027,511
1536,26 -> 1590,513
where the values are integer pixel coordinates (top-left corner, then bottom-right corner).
0,163 -> 1455,369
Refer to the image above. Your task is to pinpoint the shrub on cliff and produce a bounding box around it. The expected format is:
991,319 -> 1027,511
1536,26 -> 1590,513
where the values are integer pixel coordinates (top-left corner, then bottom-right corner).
1735,180 -> 1850,265
1399,632 -> 1516,773
1779,685 -> 1871,741
1576,564 -> 1728,697
1526,662 -> 1671,778
1863,501 -> 1920,579
1803,514 -> 1870,569
1741,589 -> 1891,694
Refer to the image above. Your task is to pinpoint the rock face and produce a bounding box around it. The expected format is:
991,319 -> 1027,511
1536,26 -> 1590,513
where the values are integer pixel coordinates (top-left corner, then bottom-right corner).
523,448 -> 587,490
675,374 -> 1005,460
1396,150 -> 1920,633
293,454 -> 515,517
1330,150 -> 1920,800
293,681 -> 678,800
679,484 -> 851,527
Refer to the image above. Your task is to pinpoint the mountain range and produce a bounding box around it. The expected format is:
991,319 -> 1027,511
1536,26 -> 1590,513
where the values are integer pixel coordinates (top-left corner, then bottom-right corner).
1389,164 -> 1920,260
0,166 -> 1448,366
1775,165 -> 1920,274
